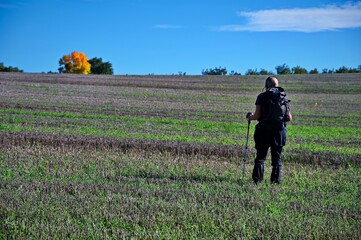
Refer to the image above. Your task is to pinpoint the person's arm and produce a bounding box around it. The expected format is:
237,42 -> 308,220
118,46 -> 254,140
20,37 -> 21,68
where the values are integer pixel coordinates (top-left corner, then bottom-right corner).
247,105 -> 261,121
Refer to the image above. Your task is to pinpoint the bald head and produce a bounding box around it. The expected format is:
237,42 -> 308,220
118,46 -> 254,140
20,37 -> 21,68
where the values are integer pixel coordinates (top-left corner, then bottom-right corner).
265,76 -> 279,89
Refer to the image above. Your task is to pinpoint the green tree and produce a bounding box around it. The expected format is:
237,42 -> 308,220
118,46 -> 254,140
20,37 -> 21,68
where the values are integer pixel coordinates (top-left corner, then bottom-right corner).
88,57 -> 113,75
275,64 -> 291,75
348,68 -> 361,73
309,68 -> 319,74
0,62 -> 23,72
292,66 -> 308,74
322,68 -> 334,74
245,69 -> 259,75
335,66 -> 350,73
336,66 -> 360,73
202,66 -> 227,75
259,69 -> 274,75
229,70 -> 241,75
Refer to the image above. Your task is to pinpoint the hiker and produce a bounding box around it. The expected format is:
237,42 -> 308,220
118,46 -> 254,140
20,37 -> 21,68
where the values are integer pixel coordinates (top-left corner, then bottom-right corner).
246,76 -> 292,184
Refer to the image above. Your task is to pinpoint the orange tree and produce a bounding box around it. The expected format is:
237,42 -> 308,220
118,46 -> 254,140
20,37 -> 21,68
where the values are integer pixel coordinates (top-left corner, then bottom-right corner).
58,52 -> 91,74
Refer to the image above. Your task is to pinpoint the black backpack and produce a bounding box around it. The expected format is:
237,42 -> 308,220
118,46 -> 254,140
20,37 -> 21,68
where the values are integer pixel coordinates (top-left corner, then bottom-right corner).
261,87 -> 290,131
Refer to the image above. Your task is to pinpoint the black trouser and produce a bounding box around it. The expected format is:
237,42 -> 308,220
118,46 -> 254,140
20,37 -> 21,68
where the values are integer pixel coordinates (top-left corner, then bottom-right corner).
252,145 -> 283,184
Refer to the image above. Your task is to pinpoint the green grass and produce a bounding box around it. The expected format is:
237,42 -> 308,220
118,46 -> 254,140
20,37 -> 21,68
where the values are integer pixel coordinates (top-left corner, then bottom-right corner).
1,107 -> 360,159
1,73 -> 361,238
0,145 -> 360,239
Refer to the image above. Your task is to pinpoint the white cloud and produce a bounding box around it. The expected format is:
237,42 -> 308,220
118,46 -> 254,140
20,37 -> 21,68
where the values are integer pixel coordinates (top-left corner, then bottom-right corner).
218,2 -> 361,32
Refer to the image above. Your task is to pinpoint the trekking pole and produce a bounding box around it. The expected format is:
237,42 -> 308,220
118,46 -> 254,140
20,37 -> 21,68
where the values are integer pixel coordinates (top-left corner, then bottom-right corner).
242,119 -> 251,178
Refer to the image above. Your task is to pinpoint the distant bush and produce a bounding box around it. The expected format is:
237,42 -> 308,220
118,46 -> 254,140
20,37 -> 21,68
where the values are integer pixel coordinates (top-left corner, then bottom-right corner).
309,68 -> 319,74
0,62 -> 23,72
245,68 -> 274,75
229,70 -> 242,75
335,66 -> 360,73
292,66 -> 308,74
275,64 -> 292,75
259,69 -> 274,75
245,69 -> 259,75
322,68 -> 335,74
202,66 -> 227,75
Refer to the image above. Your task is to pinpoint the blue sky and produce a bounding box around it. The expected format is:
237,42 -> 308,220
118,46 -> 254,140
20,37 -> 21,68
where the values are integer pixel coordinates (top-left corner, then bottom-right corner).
1,0 -> 361,75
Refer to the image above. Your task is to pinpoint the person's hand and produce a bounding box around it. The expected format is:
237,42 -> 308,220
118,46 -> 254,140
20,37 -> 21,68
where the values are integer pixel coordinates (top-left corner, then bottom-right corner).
286,112 -> 293,121
246,112 -> 252,119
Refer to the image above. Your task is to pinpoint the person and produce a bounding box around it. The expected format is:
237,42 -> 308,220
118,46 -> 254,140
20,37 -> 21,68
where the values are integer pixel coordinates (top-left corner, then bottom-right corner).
246,76 -> 292,184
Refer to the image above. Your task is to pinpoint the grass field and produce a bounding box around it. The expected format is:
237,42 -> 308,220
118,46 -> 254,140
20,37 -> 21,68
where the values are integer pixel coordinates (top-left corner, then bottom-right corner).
0,72 -> 360,239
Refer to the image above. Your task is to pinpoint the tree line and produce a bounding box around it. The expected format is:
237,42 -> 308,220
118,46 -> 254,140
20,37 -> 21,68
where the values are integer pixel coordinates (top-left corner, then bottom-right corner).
202,64 -> 361,76
1,52 -> 360,75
